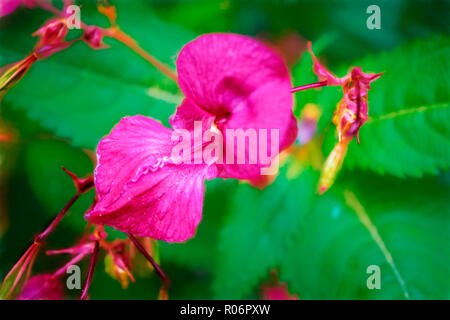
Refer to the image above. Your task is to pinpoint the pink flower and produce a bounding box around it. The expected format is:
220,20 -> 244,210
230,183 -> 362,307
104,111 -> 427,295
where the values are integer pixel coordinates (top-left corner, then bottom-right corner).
308,42 -> 381,142
172,34 -> 297,179
17,274 -> 63,300
86,34 -> 297,242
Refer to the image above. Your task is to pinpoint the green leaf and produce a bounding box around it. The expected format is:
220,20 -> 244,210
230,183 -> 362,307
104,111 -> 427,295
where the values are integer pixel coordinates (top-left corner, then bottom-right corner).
213,168 -> 317,299
281,173 -> 449,299
213,162 -> 449,299
0,0 -> 193,149
322,35 -> 450,177
24,139 -> 94,232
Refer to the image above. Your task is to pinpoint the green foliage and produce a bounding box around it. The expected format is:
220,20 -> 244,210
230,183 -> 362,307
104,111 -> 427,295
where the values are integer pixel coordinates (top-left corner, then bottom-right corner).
0,0 -> 193,149
214,166 -> 449,299
283,175 -> 449,299
24,139 -> 94,232
214,168 -> 317,299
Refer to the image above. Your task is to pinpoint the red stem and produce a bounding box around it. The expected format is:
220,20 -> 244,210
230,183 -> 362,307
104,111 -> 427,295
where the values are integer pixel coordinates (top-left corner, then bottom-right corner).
34,171 -> 93,243
291,81 -> 327,93
53,253 -> 86,277
34,193 -> 80,243
127,233 -> 170,288
1,183 -> 91,299
80,241 -> 99,300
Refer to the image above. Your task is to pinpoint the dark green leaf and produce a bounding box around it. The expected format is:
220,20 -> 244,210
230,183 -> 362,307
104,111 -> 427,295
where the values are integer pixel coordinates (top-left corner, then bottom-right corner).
213,167 -> 317,299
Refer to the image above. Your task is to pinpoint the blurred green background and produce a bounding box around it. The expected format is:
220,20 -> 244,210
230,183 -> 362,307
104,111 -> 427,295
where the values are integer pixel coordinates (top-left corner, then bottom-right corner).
0,0 -> 449,299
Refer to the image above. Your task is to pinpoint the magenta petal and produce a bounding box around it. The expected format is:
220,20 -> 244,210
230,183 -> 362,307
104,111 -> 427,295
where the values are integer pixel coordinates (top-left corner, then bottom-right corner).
169,98 -> 215,132
88,165 -> 208,242
17,274 -> 63,300
87,115 -> 215,242
176,33 -> 296,179
308,42 -> 347,86
93,115 -> 174,203
217,81 -> 297,179
0,0 -> 22,17
177,33 -> 293,120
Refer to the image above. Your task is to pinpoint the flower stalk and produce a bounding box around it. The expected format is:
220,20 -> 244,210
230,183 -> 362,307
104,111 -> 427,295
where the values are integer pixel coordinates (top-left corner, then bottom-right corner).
80,240 -> 99,300
291,81 -> 327,93
127,233 -> 170,289
0,169 -> 93,299
104,28 -> 178,83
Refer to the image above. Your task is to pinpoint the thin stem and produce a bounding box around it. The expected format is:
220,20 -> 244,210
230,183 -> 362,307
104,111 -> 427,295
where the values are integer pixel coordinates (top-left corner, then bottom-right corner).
80,241 -> 99,300
53,253 -> 86,277
32,2 -> 177,83
12,245 -> 38,288
0,244 -> 39,299
127,233 -> 170,288
1,180 -> 93,299
291,81 -> 327,93
34,175 -> 93,243
34,193 -> 80,243
105,28 -> 178,83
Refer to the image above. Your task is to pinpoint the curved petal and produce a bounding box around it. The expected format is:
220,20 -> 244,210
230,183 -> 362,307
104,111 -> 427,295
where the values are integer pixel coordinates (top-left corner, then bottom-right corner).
87,115 -> 216,242
93,115 -> 174,205
169,98 -> 215,132
217,81 -> 297,179
87,164 -> 208,242
177,33 -> 292,118
308,42 -> 346,86
176,33 -> 296,179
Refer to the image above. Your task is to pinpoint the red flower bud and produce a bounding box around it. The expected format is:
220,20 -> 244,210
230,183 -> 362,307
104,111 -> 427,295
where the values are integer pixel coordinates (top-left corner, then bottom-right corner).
33,19 -> 68,48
